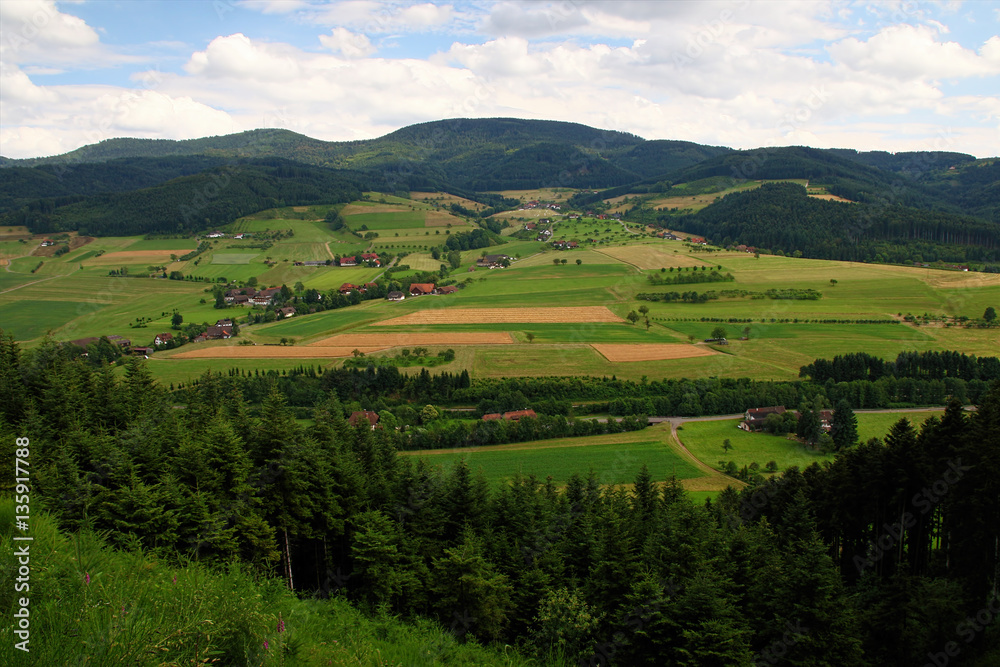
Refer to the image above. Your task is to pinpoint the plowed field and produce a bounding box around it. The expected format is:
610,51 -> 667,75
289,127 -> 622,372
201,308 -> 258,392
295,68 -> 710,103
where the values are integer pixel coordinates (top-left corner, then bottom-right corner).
373,307 -> 624,326
172,346 -> 384,359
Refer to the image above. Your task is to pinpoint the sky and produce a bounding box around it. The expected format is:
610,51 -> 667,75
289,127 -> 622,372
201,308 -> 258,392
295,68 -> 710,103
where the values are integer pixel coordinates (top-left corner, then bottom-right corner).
1,0 -> 998,159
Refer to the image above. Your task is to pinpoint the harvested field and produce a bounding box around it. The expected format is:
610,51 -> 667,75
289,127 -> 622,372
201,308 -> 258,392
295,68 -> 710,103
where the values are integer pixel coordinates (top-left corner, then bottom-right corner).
373,307 -> 625,326
341,204 -> 408,216
83,250 -> 176,264
172,346 -> 385,359
595,246 -> 710,270
425,210 -> 466,226
310,332 -> 514,347
31,235 -> 94,257
591,343 -> 718,362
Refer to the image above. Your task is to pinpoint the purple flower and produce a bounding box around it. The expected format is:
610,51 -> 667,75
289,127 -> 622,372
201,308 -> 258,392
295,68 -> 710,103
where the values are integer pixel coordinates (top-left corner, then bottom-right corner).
277,613 -> 285,633
85,572 -> 90,585
173,575 -> 177,584
264,639 -> 269,650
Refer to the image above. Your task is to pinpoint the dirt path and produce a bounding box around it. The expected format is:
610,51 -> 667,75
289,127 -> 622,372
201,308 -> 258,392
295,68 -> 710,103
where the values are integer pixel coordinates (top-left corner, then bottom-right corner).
0,274 -> 64,294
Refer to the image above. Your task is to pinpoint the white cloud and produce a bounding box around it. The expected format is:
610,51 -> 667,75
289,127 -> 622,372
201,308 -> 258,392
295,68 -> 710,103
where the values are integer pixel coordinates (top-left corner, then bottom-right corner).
0,0 -> 135,68
397,3 -> 454,27
829,24 -> 1000,79
319,27 -> 376,57
185,34 -> 303,81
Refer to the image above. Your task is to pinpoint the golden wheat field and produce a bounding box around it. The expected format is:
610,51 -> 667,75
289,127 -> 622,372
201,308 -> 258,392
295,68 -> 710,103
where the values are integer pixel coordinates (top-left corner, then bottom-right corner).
373,307 -> 624,326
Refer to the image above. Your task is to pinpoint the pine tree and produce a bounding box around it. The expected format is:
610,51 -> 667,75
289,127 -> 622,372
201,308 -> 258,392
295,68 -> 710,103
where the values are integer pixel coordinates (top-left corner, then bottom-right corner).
830,399 -> 858,450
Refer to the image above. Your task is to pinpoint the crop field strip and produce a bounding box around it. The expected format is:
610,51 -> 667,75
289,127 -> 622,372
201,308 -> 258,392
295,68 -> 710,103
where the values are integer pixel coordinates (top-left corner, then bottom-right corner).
594,244 -> 713,270
171,345 -> 387,359
372,306 -> 625,326
591,343 -> 719,362
308,332 -> 514,346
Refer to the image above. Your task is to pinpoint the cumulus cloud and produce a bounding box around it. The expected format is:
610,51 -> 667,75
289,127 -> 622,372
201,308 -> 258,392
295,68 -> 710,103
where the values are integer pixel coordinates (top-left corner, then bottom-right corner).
186,34 -> 303,81
319,27 -> 377,57
829,24 -> 1000,79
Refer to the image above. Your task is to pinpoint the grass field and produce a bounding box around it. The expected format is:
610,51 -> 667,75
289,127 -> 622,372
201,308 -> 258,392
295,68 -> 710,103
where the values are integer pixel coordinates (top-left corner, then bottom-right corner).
210,253 -> 259,264
677,409 -> 948,474
403,424 -> 706,487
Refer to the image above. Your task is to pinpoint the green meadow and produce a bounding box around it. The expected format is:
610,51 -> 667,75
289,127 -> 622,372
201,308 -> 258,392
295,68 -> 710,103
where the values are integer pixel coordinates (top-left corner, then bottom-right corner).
678,409 -> 948,474
404,426 -> 704,487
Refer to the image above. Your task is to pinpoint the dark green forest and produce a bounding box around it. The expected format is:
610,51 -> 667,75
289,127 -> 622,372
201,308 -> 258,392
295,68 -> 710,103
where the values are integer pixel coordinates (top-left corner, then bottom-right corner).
1,333 -> 998,665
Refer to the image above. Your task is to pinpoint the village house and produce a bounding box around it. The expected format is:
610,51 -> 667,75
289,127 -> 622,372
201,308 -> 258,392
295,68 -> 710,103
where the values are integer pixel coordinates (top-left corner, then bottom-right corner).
409,283 -> 435,296
339,283 -> 359,294
132,346 -> 153,357
740,406 -> 786,431
435,285 -> 458,295
154,332 -> 173,346
339,256 -> 358,267
348,410 -> 380,429
225,287 -> 255,304
361,253 -> 381,266
205,231 -> 225,238
278,306 -> 296,318
386,291 -> 405,301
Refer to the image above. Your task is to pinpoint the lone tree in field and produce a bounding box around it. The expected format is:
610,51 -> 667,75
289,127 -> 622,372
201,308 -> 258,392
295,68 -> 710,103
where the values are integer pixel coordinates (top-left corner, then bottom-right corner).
638,305 -> 650,316
830,279 -> 838,286
526,332 -> 535,344
984,306 -> 997,324
627,311 -> 640,325
722,438 -> 733,453
553,258 -> 561,265
576,259 -> 582,265
711,325 -> 727,340
171,312 -> 183,329
742,325 -> 751,339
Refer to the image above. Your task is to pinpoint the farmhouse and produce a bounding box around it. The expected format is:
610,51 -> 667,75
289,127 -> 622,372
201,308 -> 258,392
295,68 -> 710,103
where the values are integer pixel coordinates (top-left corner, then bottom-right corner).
740,406 -> 786,431
252,287 -> 281,306
132,347 -> 153,357
409,283 -> 435,296
477,254 -> 511,269
386,291 -> 405,301
348,411 -> 380,429
340,256 -> 357,267
154,332 -> 173,346
278,306 -> 296,318
225,287 -> 255,303
364,282 -> 378,292
206,231 -> 225,238
339,283 -> 359,294
106,335 -> 131,348
303,260 -> 327,267
361,253 -> 381,266
435,285 -> 458,295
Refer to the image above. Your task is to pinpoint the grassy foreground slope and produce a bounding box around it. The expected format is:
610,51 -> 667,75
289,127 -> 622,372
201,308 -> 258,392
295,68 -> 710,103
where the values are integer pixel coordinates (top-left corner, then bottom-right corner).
0,501 -> 536,667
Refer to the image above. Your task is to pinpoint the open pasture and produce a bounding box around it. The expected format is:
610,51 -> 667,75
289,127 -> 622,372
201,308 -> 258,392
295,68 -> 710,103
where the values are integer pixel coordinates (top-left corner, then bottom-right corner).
126,238 -> 199,251
210,253 -> 259,264
512,250 -> 623,267
299,266 -> 381,291
595,244 -> 712,270
373,306 -> 625,326
404,424 -> 706,488
495,188 -> 578,202
592,343 -> 718,362
409,192 -> 485,210
309,332 -> 514,347
83,250 -> 178,265
0,300 -> 83,341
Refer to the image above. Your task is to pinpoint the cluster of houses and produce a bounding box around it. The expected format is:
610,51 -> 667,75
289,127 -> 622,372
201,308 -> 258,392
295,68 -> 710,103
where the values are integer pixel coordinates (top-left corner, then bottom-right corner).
476,254 -> 511,269
386,283 -> 458,301
192,319 -> 236,343
740,406 -> 833,432
68,334 -> 133,351
224,286 -> 282,306
519,201 -> 561,211
552,240 -> 579,250
338,282 -> 378,295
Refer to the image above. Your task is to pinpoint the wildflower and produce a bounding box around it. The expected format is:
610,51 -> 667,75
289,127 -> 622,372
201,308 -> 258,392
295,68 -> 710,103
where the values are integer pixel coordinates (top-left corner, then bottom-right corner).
85,572 -> 90,585
172,575 -> 177,584
264,640 -> 269,650
278,613 -> 285,633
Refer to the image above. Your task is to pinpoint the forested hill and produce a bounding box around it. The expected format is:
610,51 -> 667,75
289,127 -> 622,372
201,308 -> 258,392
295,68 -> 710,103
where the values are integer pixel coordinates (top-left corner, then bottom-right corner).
4,159 -> 373,236
0,118 -> 730,192
673,182 -> 1000,264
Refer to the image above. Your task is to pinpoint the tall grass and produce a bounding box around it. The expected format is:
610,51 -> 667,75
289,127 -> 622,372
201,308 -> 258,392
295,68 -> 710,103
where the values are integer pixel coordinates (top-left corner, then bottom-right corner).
0,501 -> 540,666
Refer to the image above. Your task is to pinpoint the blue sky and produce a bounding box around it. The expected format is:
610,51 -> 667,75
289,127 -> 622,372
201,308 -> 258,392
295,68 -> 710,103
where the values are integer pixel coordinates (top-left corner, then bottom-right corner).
1,0 -> 998,158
